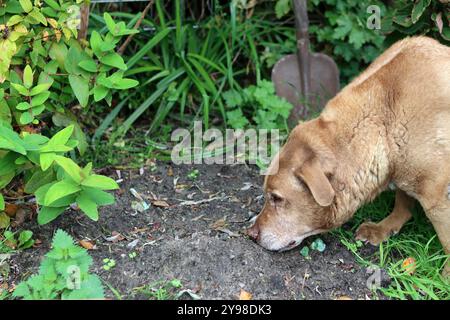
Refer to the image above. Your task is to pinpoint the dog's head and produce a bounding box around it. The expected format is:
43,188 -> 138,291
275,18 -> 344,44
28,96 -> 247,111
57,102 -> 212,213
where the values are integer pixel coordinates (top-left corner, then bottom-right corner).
248,118 -> 343,251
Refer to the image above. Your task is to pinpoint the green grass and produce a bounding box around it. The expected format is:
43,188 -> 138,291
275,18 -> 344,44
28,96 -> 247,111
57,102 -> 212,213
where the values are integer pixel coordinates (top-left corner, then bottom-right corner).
333,191 -> 450,300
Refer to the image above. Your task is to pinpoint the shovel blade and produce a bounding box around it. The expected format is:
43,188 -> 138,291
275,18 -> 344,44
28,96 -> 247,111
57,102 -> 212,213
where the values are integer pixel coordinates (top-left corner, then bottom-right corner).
272,53 -> 340,124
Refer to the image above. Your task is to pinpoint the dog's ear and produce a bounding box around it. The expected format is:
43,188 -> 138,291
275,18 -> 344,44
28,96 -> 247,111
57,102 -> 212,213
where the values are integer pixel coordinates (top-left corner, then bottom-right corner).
295,158 -> 335,207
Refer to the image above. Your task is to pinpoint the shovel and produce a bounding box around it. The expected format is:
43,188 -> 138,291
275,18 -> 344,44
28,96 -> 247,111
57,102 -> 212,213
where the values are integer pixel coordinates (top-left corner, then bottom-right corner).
271,0 -> 340,126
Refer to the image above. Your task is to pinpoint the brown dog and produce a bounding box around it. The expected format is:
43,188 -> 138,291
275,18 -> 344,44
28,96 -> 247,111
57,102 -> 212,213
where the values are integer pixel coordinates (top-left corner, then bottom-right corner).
247,36 -> 450,277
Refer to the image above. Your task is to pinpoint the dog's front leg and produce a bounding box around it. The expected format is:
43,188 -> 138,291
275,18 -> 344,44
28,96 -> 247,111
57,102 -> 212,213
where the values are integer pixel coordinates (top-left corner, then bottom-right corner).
355,190 -> 414,245
424,207 -> 450,280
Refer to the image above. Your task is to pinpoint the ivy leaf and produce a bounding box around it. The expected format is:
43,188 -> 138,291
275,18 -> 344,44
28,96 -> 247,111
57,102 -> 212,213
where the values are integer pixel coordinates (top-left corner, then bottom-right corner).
68,75 -> 89,107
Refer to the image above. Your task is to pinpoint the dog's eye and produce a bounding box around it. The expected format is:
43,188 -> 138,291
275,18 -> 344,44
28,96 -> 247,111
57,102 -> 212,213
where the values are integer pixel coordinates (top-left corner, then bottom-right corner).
270,193 -> 283,204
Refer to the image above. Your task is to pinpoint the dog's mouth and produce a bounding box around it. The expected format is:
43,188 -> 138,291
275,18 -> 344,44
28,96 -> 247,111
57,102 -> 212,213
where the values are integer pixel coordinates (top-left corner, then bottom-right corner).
276,229 -> 324,252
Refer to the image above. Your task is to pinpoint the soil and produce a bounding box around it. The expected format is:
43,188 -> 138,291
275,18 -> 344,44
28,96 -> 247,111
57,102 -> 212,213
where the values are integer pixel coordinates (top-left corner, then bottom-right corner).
6,162 -> 387,300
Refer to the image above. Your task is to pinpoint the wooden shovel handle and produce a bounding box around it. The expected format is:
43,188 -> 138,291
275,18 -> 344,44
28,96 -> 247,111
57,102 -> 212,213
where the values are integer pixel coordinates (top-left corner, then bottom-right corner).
293,0 -> 311,107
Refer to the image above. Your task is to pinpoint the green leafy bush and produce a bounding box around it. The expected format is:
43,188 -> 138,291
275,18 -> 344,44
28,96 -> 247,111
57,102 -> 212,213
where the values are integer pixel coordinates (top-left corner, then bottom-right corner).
13,229 -> 104,300
0,125 -> 119,225
0,1 -> 136,226
381,0 -> 450,44
223,80 -> 292,131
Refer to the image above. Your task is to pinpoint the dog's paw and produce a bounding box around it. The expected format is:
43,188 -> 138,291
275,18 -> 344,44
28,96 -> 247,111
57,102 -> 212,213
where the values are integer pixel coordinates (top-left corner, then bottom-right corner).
355,222 -> 391,245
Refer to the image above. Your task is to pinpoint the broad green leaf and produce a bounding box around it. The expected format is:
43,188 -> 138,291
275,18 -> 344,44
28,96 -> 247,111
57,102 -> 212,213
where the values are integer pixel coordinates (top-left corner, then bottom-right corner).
0,125 -> 27,154
0,99 -> 11,124
29,83 -> 51,96
113,78 -> 139,90
19,0 -> 33,13
54,156 -> 82,183
76,193 -> 98,221
28,8 -> 48,26
99,53 -> 127,70
16,102 -> 31,110
7,15 -> 23,27
43,0 -> 60,10
39,152 -> 56,171
78,60 -> 97,73
48,42 -> 68,70
31,105 -> 45,116
25,169 -> 56,194
0,193 -> 4,210
90,31 -> 102,57
31,92 -> 50,107
44,180 -> 81,206
81,174 -> 119,190
23,65 -> 33,88
103,12 -> 116,35
0,171 -> 15,190
47,125 -> 74,147
19,111 -> 34,124
18,230 -> 33,248
80,187 -> 114,206
99,42 -> 115,52
93,85 -> 108,102
11,83 -> 29,96
68,75 -> 89,107
37,206 -> 65,225
51,113 -> 86,155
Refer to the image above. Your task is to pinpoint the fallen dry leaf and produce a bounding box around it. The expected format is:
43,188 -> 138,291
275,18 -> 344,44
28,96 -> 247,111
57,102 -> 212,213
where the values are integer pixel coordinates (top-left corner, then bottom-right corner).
11,208 -> 27,227
4,203 -> 19,217
105,231 -> 125,243
79,240 -> 95,250
402,257 -> 416,275
239,289 -> 252,300
152,200 -> 170,208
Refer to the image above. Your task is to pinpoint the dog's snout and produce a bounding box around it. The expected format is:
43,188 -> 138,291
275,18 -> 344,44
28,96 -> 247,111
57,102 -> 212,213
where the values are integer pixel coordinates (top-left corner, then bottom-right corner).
246,224 -> 260,241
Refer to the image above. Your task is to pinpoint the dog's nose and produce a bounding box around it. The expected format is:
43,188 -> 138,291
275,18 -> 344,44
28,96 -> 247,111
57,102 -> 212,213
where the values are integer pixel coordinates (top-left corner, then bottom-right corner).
246,224 -> 260,241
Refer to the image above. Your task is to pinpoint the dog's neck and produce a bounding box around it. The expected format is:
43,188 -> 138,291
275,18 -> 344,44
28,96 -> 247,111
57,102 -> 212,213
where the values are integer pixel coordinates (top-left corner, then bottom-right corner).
323,90 -> 392,225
